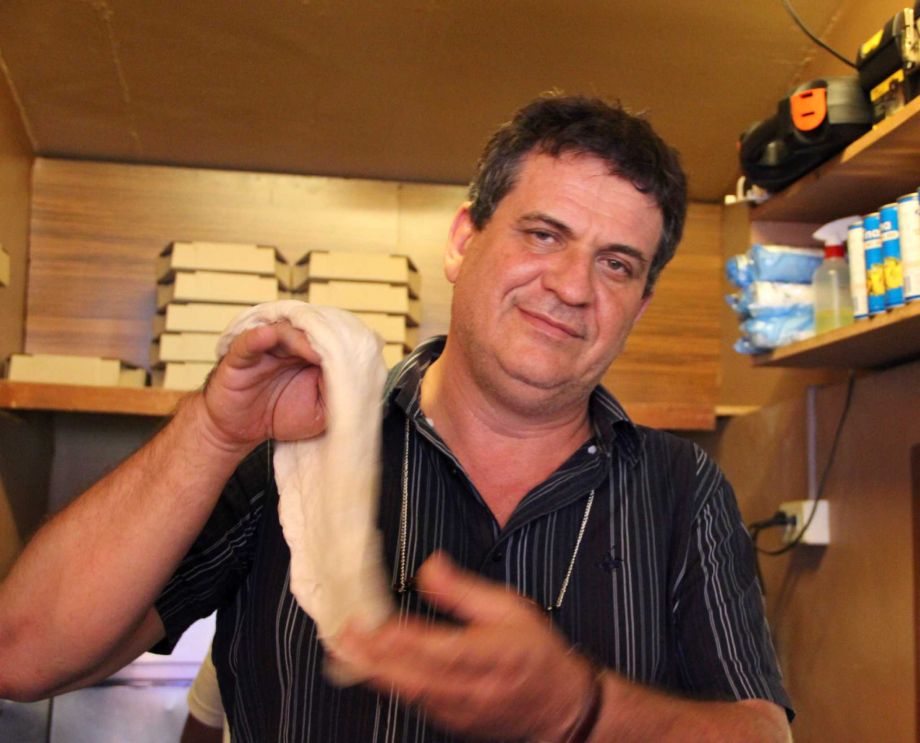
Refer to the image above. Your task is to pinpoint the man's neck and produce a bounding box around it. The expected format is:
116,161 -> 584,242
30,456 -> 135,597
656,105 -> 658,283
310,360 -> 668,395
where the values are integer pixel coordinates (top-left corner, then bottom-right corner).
419,341 -> 593,526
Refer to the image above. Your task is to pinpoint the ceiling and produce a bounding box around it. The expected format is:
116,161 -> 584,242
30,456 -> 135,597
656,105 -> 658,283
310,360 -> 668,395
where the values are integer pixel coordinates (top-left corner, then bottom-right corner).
0,0 -> 855,202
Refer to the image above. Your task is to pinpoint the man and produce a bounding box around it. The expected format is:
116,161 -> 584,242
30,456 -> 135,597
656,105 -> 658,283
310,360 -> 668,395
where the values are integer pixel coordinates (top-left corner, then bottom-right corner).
0,95 -> 792,741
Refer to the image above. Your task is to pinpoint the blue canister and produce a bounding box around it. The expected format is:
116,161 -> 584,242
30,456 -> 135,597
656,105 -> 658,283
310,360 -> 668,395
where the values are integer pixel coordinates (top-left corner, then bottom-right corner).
863,211 -> 886,315
879,202 -> 905,307
847,220 -> 868,319
901,191 -> 920,302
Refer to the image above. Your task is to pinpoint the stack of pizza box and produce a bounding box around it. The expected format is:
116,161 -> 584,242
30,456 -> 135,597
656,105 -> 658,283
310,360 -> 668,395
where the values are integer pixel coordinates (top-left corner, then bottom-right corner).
289,250 -> 421,367
151,241 -> 291,390
5,353 -> 146,387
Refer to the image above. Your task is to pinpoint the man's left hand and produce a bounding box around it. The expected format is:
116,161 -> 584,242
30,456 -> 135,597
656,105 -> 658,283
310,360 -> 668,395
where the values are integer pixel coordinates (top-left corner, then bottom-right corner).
337,552 -> 594,741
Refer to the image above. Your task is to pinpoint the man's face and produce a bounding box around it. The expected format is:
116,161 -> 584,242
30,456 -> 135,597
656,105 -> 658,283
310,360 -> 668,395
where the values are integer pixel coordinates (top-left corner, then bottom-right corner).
445,151 -> 663,413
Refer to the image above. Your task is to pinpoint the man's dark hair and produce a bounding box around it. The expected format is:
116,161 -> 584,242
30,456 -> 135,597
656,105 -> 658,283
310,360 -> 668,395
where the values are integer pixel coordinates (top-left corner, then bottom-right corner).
468,94 -> 687,293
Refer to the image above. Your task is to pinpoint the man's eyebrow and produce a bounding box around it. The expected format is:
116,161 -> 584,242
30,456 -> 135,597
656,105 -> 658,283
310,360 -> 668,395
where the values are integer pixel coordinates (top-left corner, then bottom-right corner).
604,243 -> 650,267
517,212 -> 575,238
518,211 -> 649,266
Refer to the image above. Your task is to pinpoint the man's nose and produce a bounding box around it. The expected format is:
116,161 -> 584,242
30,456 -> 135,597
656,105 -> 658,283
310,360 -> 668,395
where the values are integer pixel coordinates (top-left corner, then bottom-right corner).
542,250 -> 593,306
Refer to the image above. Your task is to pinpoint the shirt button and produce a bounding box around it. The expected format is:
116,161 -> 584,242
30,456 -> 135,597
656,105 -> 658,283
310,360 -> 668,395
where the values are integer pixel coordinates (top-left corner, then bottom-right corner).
587,445 -> 598,454
492,550 -> 504,561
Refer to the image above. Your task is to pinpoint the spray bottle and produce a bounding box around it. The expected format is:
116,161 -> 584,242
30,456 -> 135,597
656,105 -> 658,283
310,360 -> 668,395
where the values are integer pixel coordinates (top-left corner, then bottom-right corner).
812,216 -> 858,334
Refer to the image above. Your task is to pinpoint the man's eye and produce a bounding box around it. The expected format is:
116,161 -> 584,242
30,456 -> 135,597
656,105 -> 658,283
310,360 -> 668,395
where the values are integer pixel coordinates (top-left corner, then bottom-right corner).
529,230 -> 556,244
601,256 -> 632,276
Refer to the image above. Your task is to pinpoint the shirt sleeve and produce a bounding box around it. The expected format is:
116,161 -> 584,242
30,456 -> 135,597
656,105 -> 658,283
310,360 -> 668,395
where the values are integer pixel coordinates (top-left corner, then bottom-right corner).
151,442 -> 275,654
670,444 -> 794,720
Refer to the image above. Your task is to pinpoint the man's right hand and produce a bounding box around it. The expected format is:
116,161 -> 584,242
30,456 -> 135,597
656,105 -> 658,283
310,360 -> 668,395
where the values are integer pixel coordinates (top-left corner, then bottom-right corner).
0,319 -> 327,702
199,321 -> 326,452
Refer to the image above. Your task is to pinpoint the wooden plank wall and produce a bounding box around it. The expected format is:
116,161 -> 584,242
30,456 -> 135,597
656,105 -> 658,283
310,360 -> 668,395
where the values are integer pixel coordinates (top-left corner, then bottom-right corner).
602,202 -> 721,424
27,158 -> 722,426
695,360 -> 920,742
26,158 -> 465,367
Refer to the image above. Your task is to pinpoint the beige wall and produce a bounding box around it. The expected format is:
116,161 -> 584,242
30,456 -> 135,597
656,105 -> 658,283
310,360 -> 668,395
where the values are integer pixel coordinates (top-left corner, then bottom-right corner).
0,67 -> 45,578
794,0 -> 907,82
0,56 -> 31,361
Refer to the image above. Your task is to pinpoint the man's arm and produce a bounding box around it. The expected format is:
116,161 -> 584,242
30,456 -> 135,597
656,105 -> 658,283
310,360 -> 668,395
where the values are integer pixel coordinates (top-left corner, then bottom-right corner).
337,553 -> 791,743
0,322 -> 323,701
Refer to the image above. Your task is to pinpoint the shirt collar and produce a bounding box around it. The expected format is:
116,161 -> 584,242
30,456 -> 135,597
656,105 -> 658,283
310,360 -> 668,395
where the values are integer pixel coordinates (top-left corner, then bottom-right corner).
383,335 -> 642,465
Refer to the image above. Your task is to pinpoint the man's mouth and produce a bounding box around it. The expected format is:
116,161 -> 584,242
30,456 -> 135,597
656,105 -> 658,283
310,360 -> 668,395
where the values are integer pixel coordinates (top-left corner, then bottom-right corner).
516,306 -> 585,339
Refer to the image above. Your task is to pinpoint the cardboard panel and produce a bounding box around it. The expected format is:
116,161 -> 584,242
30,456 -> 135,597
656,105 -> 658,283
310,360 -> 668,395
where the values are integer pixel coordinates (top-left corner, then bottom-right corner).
153,333 -> 220,364
154,303 -> 245,335
151,362 -> 214,391
7,353 -> 143,387
157,271 -> 280,308
302,280 -> 420,324
157,241 -> 280,277
291,251 -> 420,296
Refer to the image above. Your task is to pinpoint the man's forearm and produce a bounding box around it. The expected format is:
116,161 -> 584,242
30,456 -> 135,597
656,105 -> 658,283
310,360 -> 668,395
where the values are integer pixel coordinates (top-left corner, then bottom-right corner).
586,672 -> 791,743
0,392 -> 251,700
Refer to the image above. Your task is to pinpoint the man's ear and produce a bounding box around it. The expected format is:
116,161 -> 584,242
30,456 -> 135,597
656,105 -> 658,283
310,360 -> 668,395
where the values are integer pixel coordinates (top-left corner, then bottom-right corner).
444,202 -> 475,284
634,291 -> 654,325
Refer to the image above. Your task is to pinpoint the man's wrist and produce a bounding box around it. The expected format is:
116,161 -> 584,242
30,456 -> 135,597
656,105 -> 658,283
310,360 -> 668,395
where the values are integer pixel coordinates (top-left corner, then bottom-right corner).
558,661 -> 605,743
178,391 -> 257,463
533,655 -> 605,743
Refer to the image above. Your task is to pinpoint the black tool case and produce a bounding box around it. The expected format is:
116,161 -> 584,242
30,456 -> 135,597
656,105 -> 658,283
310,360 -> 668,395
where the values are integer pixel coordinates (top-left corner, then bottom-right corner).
856,4 -> 920,120
738,77 -> 872,193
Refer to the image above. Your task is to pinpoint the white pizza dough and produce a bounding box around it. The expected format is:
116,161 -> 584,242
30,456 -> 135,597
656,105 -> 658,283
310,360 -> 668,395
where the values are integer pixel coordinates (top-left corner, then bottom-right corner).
218,300 -> 393,681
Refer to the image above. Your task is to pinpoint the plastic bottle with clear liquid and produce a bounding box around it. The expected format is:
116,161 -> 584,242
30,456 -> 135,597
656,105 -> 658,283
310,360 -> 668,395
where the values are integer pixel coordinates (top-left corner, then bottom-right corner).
812,244 -> 854,333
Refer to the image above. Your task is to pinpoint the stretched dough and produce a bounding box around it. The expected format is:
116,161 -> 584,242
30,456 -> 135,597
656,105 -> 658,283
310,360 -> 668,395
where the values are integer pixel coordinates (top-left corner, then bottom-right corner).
218,301 -> 393,681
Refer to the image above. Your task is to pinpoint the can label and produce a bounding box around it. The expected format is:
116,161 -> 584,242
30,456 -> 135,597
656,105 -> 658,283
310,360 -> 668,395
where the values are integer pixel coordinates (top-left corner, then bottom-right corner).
880,203 -> 905,307
903,192 -> 920,302
863,212 -> 886,315
847,222 -> 868,318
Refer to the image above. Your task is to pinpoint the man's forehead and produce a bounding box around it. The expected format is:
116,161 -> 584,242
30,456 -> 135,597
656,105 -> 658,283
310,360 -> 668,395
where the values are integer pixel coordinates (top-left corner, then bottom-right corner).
512,152 -> 655,205
504,153 -> 663,234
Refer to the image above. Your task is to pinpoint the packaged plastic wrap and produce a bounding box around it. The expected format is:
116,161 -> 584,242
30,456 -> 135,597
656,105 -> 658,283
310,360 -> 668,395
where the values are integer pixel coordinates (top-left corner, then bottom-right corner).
726,244 -> 824,288
734,308 -> 814,353
726,281 -> 814,318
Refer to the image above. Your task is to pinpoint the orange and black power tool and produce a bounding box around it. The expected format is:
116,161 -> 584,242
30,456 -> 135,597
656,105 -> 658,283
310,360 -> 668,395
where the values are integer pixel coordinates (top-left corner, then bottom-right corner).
738,77 -> 872,193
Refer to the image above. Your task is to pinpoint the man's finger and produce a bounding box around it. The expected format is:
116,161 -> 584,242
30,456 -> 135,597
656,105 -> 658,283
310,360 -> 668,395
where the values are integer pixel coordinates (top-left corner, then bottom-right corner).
226,322 -> 321,369
414,552 -> 529,625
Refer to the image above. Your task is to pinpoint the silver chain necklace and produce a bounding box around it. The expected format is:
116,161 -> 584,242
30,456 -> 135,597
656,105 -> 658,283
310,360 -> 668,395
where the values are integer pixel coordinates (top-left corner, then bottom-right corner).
397,417 -> 595,613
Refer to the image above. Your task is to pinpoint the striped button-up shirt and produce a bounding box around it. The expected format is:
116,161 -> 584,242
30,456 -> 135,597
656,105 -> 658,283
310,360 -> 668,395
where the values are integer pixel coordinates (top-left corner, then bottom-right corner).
155,336 -> 792,742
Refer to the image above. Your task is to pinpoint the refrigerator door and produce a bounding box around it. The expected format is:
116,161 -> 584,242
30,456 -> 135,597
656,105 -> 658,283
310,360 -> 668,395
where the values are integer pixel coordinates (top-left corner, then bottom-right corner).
47,614 -> 216,743
0,698 -> 51,742
49,684 -> 189,743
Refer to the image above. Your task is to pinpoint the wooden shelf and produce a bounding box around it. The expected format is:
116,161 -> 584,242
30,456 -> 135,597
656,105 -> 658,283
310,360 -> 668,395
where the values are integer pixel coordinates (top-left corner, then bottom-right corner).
754,301 -> 920,368
715,404 -> 760,417
0,381 -> 186,416
625,402 -> 715,431
0,381 -> 717,430
752,94 -> 920,224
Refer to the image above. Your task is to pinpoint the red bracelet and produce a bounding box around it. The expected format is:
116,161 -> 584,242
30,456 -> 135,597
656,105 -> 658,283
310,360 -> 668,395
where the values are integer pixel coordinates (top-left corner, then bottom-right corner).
562,661 -> 605,743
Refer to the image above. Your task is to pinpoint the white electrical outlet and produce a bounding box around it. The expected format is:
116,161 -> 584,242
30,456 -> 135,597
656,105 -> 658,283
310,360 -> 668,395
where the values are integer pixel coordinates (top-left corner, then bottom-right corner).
779,500 -> 830,545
